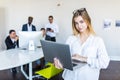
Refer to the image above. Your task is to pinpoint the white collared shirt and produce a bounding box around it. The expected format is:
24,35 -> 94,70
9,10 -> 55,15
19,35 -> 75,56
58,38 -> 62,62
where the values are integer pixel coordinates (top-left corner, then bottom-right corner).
11,38 -> 15,43
62,35 -> 110,80
11,38 -> 17,48
45,22 -> 59,37
27,24 -> 32,31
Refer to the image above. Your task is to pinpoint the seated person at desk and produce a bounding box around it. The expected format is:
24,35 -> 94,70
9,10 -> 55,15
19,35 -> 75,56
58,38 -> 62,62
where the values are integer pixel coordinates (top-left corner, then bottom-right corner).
40,28 -> 46,39
5,29 -> 19,73
35,28 -> 46,70
22,16 -> 36,31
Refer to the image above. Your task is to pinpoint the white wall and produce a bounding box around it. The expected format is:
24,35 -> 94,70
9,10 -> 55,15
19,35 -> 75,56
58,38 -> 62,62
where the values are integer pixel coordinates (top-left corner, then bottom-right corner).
0,7 -> 6,50
0,0 -> 120,56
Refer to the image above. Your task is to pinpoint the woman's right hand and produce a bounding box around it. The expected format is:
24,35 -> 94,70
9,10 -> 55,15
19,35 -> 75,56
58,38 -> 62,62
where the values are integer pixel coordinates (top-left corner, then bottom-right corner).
54,57 -> 63,69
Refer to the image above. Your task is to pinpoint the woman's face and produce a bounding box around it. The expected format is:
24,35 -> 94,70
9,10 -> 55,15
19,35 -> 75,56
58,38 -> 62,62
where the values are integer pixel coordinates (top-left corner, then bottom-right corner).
74,16 -> 88,33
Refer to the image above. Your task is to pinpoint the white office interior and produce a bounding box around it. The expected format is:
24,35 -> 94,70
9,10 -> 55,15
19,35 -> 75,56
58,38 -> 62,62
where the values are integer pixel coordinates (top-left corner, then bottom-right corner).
0,0 -> 120,79
0,0 -> 120,57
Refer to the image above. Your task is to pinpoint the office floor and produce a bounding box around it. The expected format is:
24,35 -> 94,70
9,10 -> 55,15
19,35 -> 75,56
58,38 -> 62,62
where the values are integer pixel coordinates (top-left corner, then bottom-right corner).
99,61 -> 120,80
0,61 -> 120,80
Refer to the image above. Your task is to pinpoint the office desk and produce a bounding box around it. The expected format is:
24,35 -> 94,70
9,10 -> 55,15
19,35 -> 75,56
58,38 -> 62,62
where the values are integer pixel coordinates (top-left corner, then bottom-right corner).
0,48 -> 43,80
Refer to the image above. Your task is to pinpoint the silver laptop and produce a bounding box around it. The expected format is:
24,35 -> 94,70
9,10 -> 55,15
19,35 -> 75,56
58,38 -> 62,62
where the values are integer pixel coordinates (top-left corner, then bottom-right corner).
40,40 -> 86,70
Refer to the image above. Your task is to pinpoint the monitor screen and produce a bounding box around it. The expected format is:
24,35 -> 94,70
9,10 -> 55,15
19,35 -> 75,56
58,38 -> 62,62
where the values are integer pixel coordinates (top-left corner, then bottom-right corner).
18,31 -> 43,49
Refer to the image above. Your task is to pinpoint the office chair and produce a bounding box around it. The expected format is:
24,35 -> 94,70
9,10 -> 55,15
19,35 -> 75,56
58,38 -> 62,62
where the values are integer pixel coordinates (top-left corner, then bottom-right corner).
35,62 -> 63,80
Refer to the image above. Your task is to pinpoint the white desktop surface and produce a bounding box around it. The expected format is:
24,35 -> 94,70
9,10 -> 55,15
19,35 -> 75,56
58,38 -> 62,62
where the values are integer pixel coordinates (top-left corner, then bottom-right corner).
0,48 -> 43,70
0,48 -> 119,80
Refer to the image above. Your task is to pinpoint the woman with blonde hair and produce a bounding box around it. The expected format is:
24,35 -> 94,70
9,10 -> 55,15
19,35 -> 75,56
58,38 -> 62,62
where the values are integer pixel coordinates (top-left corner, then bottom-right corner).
54,8 -> 110,80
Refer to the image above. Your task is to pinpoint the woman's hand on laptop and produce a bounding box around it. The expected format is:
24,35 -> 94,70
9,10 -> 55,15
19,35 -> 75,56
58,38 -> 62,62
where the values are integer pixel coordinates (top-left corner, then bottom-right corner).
72,54 -> 87,63
54,57 -> 63,69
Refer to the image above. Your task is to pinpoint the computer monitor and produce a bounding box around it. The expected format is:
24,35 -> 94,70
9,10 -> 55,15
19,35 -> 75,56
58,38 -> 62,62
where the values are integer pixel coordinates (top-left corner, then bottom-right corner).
18,31 -> 43,49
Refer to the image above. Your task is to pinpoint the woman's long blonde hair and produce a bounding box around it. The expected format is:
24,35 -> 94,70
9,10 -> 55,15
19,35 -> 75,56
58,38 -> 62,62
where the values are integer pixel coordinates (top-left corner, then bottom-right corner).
72,8 -> 95,36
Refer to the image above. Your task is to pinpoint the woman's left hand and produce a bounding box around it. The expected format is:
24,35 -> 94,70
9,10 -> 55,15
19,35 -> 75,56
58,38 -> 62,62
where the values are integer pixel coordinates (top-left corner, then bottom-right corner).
54,57 -> 63,69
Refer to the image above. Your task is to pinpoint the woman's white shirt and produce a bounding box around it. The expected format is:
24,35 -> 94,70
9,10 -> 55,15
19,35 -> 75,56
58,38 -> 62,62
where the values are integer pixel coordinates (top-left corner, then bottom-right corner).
62,35 -> 110,80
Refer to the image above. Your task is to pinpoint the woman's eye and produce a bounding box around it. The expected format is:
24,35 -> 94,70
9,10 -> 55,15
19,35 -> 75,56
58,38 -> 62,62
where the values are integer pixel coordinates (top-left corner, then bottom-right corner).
75,22 -> 78,25
80,20 -> 84,23
75,20 -> 84,25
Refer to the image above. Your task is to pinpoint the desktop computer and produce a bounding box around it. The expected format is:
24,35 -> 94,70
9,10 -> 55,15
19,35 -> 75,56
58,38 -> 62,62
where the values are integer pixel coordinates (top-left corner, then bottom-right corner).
18,31 -> 43,50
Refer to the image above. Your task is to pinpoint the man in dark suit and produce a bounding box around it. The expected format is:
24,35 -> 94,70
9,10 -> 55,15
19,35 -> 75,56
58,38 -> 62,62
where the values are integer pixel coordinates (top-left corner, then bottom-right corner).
5,29 -> 19,73
22,16 -> 36,31
22,16 -> 37,71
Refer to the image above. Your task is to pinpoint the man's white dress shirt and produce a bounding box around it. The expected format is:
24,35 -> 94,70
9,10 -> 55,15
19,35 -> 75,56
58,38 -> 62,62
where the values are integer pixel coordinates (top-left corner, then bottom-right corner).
45,22 -> 59,37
